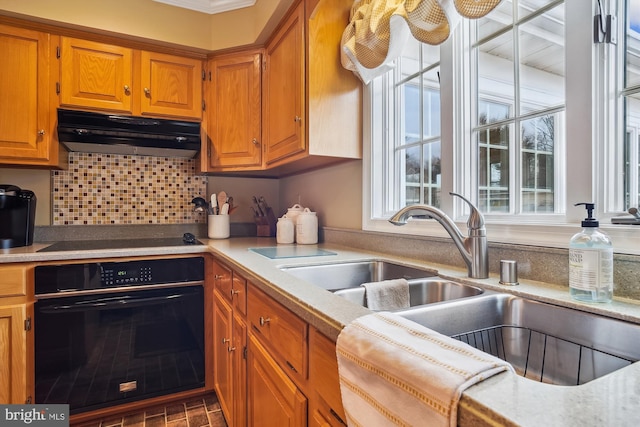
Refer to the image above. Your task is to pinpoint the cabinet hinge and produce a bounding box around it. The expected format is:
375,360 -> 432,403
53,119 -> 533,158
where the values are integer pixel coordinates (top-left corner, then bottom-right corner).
56,82 -> 60,95
202,69 -> 206,81
202,100 -> 206,111
208,71 -> 212,81
25,396 -> 32,404
56,46 -> 60,59
24,317 -> 31,331
262,57 -> 267,71
243,346 -> 247,360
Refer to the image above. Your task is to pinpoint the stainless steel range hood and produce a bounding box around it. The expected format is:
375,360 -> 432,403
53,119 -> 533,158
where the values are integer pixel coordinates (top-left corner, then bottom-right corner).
57,109 -> 201,158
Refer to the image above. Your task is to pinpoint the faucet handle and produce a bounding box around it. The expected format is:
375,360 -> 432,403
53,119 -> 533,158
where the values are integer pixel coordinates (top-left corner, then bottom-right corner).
450,192 -> 485,230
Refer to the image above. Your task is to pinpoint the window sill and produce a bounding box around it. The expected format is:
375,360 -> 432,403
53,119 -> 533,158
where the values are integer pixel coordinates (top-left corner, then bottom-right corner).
363,218 -> 640,256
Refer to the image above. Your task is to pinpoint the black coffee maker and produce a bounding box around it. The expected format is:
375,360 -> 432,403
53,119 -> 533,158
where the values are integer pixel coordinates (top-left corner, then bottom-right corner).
0,184 -> 37,249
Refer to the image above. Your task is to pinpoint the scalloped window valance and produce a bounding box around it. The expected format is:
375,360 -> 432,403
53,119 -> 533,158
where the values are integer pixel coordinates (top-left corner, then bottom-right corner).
341,0 -> 502,83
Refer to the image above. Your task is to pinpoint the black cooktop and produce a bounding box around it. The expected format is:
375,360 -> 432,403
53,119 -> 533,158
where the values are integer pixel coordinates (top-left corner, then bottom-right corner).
37,237 -> 203,252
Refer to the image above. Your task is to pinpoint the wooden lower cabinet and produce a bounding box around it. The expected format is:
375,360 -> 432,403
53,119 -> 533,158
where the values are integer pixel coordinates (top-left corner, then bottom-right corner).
212,260 -> 346,427
0,303 -> 33,404
247,334 -> 307,426
213,292 -> 234,421
308,328 -> 346,427
232,313 -> 247,427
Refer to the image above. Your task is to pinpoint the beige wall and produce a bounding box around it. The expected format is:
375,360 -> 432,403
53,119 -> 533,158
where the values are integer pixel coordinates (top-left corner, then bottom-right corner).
279,161 -> 363,230
0,0 -> 292,51
0,168 -> 51,225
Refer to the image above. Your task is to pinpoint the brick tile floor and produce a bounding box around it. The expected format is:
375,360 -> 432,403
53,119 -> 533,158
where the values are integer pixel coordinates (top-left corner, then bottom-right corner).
74,393 -> 227,427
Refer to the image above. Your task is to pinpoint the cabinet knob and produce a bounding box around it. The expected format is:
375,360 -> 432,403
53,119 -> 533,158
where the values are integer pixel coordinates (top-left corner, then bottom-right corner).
222,338 -> 230,344
214,274 -> 223,280
144,87 -> 151,96
124,85 -> 130,94
37,129 -> 45,136
228,346 -> 236,353
252,138 -> 260,146
230,289 -> 239,297
294,116 -> 301,122
259,316 -> 271,326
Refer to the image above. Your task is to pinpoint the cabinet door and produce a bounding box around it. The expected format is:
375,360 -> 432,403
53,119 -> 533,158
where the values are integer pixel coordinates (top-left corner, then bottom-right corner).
232,314 -> 247,427
60,37 -> 133,113
247,334 -> 307,427
309,328 -> 347,426
208,52 -> 261,169
0,303 -> 31,404
140,51 -> 202,119
0,25 -> 51,162
263,2 -> 305,166
213,293 -> 233,424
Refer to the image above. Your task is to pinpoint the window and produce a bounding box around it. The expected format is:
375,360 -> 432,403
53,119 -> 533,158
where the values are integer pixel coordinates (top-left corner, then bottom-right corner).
623,0 -> 640,209
365,0 -> 640,255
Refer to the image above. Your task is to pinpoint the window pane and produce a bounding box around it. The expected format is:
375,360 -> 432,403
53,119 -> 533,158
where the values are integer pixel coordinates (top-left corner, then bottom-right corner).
403,78 -> 421,144
421,44 -> 440,68
521,115 -> 555,212
519,4 -> 565,115
626,0 -> 640,88
625,92 -> 640,208
625,1 -> 640,210
400,36 -> 422,77
479,100 -> 510,131
404,146 -> 421,205
477,31 -> 515,124
423,70 -> 441,139
423,142 -> 441,207
519,0 -> 557,20
477,1 -> 512,41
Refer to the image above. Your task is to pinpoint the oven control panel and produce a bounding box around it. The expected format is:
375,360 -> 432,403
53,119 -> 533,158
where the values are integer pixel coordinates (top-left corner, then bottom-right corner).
35,257 -> 205,294
101,265 -> 154,286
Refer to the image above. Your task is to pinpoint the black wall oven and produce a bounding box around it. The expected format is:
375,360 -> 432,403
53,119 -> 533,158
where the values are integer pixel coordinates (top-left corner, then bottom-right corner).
34,257 -> 205,414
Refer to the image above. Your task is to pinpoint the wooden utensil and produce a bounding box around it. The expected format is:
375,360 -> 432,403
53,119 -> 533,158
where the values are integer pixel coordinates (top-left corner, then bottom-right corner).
217,191 -> 227,212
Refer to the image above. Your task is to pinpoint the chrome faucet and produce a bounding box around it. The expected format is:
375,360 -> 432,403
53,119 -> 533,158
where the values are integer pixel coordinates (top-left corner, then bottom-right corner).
388,192 -> 489,279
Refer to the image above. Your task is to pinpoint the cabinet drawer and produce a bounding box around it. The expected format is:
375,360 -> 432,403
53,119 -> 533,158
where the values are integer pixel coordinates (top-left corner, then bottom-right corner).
248,284 -> 308,382
213,260 -> 233,302
0,265 -> 29,298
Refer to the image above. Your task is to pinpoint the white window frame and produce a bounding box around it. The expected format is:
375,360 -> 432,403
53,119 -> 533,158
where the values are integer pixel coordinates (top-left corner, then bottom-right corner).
363,0 -> 640,255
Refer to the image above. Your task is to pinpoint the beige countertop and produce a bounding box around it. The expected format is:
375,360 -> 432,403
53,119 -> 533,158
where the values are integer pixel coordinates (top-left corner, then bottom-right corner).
3,237 -> 640,426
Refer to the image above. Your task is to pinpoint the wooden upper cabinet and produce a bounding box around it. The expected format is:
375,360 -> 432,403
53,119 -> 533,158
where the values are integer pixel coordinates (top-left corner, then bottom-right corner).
0,25 -> 53,163
59,38 -> 202,120
206,51 -> 262,170
60,37 -> 133,113
140,51 -> 202,119
263,2 -> 305,166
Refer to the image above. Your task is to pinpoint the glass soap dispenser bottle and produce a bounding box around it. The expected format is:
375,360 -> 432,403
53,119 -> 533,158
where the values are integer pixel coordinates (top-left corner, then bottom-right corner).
569,203 -> 613,303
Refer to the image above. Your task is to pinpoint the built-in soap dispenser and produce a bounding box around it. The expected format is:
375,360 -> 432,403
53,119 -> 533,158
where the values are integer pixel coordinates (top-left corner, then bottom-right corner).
569,203 -> 613,303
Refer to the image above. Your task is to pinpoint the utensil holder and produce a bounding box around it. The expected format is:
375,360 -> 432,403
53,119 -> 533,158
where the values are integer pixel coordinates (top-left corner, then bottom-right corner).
255,207 -> 277,237
209,214 -> 230,239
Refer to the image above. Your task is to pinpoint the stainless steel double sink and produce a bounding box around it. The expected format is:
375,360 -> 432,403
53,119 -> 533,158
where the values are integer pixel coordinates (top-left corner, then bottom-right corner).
281,260 -> 640,386
280,260 -> 484,306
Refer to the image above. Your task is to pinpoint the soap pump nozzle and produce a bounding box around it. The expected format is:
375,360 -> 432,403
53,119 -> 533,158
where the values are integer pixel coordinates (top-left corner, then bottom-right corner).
575,202 -> 598,227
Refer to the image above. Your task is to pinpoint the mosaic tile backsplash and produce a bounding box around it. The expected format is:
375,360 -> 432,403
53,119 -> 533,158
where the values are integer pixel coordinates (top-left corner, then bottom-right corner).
52,153 -> 207,225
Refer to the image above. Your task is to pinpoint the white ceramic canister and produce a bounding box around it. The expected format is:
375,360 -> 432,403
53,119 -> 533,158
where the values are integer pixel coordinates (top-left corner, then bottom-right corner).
286,203 -> 304,224
276,215 -> 294,244
286,203 -> 304,242
296,208 -> 318,244
208,214 -> 230,239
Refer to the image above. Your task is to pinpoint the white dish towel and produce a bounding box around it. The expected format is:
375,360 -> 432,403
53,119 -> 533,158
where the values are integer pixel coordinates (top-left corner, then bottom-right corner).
336,312 -> 514,427
361,278 -> 410,310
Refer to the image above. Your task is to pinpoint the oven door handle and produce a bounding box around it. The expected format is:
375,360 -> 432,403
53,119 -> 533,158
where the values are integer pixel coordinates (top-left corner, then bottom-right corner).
38,293 -> 188,313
